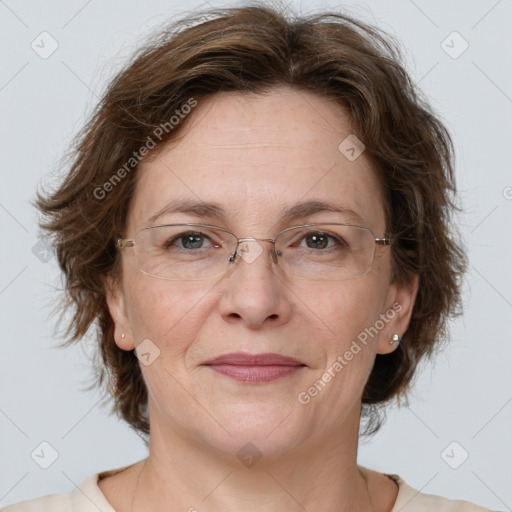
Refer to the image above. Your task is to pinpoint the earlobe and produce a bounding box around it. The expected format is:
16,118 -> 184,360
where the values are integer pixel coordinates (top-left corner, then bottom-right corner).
104,275 -> 135,351
377,273 -> 419,355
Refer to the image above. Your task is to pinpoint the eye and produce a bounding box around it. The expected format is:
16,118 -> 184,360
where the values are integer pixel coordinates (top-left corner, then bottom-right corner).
298,231 -> 348,250
165,231 -> 219,250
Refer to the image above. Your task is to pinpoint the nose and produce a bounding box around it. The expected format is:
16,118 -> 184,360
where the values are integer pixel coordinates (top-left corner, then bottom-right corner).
218,239 -> 292,329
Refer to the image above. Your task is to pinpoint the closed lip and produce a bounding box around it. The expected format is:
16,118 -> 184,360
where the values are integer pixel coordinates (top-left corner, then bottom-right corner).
203,352 -> 305,366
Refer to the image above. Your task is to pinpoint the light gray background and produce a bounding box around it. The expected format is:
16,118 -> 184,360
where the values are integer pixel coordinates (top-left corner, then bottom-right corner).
1,0 -> 511,509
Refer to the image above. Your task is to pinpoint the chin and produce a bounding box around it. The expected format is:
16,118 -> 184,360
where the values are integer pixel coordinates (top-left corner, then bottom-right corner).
186,403 -> 308,461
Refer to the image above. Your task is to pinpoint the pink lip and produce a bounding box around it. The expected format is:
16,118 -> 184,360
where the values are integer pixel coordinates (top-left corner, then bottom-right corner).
203,352 -> 306,383
203,352 -> 304,366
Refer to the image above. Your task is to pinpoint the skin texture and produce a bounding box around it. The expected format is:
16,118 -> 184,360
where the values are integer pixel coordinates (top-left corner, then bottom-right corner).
102,86 -> 418,512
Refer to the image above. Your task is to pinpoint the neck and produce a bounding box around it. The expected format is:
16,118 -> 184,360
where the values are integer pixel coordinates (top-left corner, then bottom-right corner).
131,406 -> 375,512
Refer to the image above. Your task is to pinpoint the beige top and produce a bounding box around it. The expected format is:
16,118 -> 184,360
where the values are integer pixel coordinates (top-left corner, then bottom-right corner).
1,466 -> 495,512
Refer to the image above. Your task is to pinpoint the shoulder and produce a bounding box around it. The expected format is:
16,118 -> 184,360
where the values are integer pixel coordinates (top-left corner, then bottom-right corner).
389,474 -> 498,512
0,471 -> 118,512
1,493 -> 71,512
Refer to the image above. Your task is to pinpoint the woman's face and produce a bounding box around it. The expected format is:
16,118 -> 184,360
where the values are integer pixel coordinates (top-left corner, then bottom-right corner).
107,86 -> 417,459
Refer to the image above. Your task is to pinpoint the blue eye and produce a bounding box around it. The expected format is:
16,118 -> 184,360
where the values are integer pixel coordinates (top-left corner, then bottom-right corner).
164,231 -> 221,251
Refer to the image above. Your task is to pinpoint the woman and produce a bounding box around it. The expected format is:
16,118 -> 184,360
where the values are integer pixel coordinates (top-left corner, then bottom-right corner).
2,4 -> 496,512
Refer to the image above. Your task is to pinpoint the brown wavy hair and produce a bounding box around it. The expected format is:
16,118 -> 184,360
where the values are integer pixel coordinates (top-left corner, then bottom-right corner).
36,2 -> 466,440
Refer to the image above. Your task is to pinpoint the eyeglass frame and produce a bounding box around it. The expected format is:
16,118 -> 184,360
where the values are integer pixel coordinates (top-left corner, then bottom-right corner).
117,222 -> 392,281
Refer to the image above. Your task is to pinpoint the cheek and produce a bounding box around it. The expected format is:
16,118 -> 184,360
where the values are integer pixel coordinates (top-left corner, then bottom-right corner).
290,280 -> 388,418
123,273 -> 210,353
294,276 -> 390,397
302,278 -> 388,343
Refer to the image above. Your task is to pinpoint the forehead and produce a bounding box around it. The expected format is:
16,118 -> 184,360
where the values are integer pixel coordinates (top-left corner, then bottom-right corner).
129,86 -> 386,234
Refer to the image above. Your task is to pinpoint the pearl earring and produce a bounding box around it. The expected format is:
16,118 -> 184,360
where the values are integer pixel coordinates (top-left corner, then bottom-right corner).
390,333 -> 400,345
121,333 -> 125,339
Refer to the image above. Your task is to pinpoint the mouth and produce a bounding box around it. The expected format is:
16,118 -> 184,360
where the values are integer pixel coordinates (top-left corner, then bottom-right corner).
202,352 -> 306,383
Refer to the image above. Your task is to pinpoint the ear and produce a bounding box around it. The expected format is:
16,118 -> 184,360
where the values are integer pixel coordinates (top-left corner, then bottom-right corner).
377,273 -> 419,355
104,275 -> 135,351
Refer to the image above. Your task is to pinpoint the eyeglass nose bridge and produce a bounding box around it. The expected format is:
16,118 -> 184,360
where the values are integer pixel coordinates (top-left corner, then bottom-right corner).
228,237 -> 279,265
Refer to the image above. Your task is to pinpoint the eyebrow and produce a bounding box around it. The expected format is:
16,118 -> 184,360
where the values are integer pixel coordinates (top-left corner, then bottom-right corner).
148,198 -> 364,225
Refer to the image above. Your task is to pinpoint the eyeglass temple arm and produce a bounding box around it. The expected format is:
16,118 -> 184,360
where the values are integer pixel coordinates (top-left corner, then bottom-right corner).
375,237 -> 391,246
